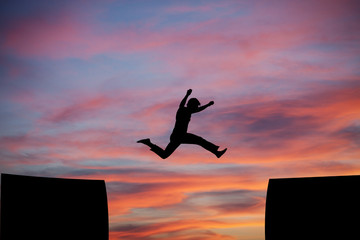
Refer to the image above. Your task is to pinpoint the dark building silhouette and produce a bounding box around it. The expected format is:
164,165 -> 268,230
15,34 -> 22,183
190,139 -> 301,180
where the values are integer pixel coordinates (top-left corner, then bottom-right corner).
1,173 -> 108,240
265,175 -> 360,240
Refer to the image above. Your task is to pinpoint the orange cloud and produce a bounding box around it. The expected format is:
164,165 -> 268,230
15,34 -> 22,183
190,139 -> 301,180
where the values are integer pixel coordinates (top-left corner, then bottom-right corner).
110,218 -> 261,240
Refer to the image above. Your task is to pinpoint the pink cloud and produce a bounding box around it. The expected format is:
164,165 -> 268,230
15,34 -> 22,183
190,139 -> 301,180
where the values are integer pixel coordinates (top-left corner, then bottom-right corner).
0,127 -> 139,166
3,0 -> 358,62
44,95 -> 112,123
3,14 -> 85,58
164,1 -> 233,14
2,10 -> 177,59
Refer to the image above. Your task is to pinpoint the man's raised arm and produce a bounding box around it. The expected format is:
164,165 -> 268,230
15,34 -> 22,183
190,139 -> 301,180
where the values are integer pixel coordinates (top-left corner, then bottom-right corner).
179,89 -> 192,107
194,101 -> 214,113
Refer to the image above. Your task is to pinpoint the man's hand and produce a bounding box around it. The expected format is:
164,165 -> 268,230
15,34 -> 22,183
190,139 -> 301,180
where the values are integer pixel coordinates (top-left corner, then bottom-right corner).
209,101 -> 214,106
187,89 -> 192,95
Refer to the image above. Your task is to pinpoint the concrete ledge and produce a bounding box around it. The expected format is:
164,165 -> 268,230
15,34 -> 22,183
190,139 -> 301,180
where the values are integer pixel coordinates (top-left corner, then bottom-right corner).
265,175 -> 360,240
1,173 -> 109,240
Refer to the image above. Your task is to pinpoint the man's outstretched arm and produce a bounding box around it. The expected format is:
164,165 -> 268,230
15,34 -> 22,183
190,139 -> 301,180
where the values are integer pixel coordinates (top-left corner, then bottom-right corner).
179,89 -> 192,107
194,101 -> 214,113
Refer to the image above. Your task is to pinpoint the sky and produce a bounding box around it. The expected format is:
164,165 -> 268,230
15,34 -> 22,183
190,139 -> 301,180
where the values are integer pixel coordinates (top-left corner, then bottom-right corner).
0,0 -> 360,239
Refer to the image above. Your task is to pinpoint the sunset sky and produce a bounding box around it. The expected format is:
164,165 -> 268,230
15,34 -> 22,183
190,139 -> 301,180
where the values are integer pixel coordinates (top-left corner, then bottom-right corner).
1,0 -> 360,239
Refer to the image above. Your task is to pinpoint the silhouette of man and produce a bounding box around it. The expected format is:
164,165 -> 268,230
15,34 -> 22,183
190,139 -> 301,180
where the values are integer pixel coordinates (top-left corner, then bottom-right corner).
137,89 -> 227,159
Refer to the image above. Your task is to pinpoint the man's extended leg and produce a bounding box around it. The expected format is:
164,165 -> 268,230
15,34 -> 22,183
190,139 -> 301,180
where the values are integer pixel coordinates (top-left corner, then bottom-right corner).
182,133 -> 226,158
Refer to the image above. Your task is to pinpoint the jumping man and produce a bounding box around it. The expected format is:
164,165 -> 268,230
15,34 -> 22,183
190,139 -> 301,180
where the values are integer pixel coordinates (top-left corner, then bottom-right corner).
137,89 -> 227,159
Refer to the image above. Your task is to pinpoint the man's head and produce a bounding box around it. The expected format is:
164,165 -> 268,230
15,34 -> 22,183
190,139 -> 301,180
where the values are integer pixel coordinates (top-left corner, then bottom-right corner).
187,98 -> 200,111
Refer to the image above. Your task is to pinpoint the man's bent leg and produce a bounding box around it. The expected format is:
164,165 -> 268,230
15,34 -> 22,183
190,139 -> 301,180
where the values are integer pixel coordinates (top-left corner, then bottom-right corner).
151,141 -> 180,159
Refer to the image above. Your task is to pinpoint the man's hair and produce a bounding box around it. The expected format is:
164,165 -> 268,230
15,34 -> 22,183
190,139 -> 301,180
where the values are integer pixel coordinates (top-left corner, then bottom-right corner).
187,98 -> 200,108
